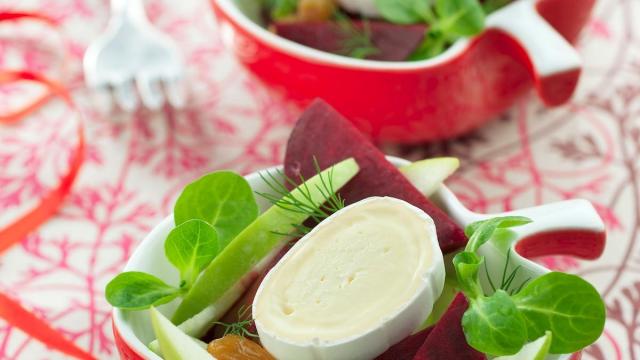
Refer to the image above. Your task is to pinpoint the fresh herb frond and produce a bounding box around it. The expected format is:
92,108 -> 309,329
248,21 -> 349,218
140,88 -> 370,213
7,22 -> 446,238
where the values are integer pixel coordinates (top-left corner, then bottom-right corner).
213,306 -> 258,338
499,249 -> 514,289
502,265 -> 521,291
256,158 -> 347,236
484,260 -> 496,292
256,169 -> 325,221
313,157 -> 346,213
292,223 -> 313,237
334,12 -> 379,59
484,249 -> 531,295
511,277 -> 530,296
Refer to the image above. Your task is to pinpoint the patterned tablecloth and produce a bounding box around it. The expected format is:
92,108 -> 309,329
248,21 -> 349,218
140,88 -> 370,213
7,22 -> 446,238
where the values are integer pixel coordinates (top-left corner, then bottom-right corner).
0,0 -> 636,358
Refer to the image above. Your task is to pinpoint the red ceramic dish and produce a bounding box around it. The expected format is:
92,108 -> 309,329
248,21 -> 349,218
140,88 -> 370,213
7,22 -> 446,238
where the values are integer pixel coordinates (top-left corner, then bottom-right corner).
210,0 -> 594,143
112,157 -> 605,360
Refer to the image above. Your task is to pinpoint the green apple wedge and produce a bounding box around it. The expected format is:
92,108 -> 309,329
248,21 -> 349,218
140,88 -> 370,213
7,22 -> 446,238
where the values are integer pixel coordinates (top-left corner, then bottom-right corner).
400,157 -> 460,197
148,279 -> 247,355
148,242 -> 288,354
149,307 -> 212,360
494,331 -> 553,360
171,158 -> 360,324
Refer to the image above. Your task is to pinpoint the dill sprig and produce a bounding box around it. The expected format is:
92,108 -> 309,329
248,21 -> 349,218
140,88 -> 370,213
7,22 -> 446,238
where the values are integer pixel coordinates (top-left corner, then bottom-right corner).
213,306 -> 259,338
256,157 -> 346,236
334,12 -> 379,59
484,249 -> 531,296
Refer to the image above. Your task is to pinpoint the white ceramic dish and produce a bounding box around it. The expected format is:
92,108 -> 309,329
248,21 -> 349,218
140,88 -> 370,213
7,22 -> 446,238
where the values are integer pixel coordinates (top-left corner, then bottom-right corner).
112,156 -> 605,360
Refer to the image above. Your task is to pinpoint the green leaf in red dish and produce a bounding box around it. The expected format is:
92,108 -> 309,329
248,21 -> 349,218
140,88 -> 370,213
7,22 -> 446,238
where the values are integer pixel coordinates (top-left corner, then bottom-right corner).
461,290 -> 528,356
512,272 -> 606,354
435,0 -> 485,36
174,171 -> 258,249
105,272 -> 180,310
375,0 -> 424,24
164,219 -> 220,287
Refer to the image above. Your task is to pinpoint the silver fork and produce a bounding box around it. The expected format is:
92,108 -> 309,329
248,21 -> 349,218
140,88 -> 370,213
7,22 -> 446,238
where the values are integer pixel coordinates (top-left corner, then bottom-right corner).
84,0 -> 185,111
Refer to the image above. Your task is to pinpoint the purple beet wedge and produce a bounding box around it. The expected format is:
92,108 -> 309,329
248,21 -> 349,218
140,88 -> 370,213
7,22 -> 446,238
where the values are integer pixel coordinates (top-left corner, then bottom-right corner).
273,21 -> 426,61
375,327 -> 433,360
284,100 -> 467,253
413,293 -> 486,360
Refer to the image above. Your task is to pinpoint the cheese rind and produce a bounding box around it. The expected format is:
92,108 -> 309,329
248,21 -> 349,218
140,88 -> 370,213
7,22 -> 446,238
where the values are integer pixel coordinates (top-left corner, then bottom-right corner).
253,197 -> 445,360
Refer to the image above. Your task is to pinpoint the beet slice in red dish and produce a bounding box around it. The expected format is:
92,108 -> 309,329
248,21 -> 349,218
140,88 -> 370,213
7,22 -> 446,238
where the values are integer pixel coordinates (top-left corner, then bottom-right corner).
284,99 -> 467,253
273,21 -> 427,61
413,293 -> 486,360
375,327 -> 433,360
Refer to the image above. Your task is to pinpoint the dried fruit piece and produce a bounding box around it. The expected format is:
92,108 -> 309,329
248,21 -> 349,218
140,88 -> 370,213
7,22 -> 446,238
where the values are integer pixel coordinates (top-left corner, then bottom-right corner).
297,0 -> 336,21
207,335 -> 275,360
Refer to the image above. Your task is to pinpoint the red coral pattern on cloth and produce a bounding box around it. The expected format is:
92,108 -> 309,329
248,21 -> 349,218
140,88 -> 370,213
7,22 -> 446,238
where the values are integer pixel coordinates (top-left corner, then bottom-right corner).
0,0 -> 635,359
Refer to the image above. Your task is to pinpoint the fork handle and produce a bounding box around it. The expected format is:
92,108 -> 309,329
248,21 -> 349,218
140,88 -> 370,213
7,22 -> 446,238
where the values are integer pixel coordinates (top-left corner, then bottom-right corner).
111,0 -> 148,20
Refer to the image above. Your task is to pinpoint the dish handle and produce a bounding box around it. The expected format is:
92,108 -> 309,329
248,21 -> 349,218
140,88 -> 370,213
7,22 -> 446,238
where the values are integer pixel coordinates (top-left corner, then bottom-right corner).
489,199 -> 606,260
486,0 -> 582,106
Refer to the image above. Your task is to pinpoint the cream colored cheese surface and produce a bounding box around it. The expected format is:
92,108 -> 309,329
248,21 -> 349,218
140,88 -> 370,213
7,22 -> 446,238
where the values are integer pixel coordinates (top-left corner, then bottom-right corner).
253,197 -> 445,360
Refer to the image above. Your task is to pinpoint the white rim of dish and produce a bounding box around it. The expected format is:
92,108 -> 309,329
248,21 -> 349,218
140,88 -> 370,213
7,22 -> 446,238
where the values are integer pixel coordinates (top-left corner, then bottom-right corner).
213,0 -> 517,71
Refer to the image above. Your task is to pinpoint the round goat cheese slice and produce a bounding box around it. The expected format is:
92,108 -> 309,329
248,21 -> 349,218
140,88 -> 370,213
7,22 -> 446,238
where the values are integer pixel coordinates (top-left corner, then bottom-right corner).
253,197 -> 445,360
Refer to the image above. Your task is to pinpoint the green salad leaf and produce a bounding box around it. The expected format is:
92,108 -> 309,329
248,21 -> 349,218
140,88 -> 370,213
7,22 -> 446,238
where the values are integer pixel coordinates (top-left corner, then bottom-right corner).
412,0 -> 436,22
408,29 -> 446,60
455,217 -> 606,356
462,290 -> 527,356
268,0 -> 298,19
374,0 -> 424,24
106,272 -> 181,310
513,272 -> 606,354
165,219 -> 220,287
464,216 -> 531,252
482,0 -> 511,13
174,171 -> 258,249
434,0 -> 485,36
453,251 -> 484,299
372,0 -> 489,60
107,171 -> 258,311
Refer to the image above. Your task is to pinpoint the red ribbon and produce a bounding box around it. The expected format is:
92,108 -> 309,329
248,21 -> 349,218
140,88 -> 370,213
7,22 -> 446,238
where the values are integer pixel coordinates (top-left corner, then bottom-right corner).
0,293 -> 94,360
0,71 -> 84,253
0,13 -> 94,360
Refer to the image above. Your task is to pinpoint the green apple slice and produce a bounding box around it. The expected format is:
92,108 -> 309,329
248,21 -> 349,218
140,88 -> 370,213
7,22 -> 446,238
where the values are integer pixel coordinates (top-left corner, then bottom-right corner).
494,331 -> 552,360
400,157 -> 460,197
149,307 -> 212,360
172,158 -> 360,324
148,279 -> 246,354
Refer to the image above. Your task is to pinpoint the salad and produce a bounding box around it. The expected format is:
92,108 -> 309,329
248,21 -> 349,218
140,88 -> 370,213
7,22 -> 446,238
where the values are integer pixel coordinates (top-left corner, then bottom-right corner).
107,100 -> 606,360
256,0 -> 513,61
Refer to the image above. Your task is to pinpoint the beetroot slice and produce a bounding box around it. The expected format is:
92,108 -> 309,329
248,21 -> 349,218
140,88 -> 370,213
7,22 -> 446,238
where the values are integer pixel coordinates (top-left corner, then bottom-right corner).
375,327 -> 433,360
413,293 -> 486,360
283,100 -> 467,253
273,21 -> 426,61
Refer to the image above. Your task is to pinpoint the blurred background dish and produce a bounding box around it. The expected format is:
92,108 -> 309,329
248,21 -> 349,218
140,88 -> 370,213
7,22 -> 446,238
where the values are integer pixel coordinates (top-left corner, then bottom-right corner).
211,0 -> 594,143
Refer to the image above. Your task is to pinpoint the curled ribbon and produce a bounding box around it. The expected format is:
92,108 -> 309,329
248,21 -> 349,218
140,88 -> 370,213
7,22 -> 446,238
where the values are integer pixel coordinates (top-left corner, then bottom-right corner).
0,13 -> 94,360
